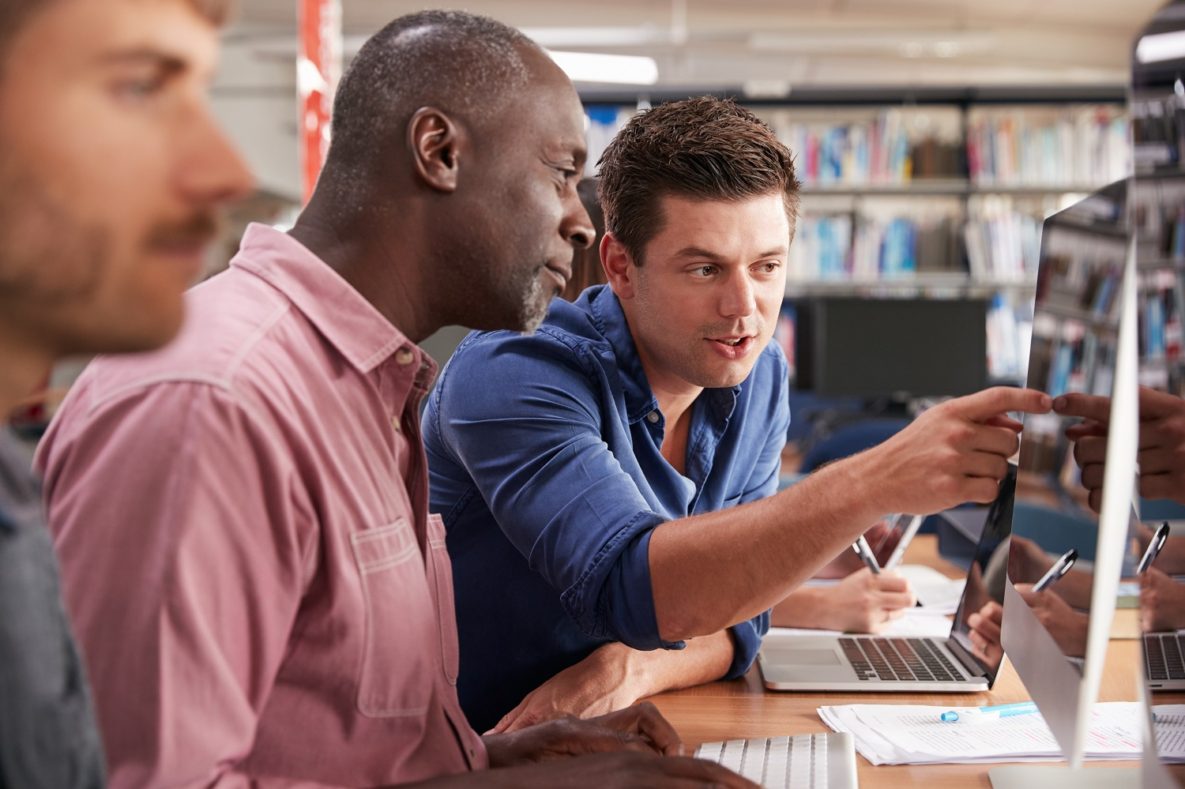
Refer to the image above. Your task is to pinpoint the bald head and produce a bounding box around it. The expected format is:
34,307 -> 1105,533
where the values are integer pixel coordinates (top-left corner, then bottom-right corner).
326,10 -> 540,178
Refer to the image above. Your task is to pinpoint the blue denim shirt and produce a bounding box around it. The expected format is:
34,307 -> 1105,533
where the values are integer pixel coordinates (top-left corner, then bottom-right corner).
0,429 -> 105,788
424,285 -> 790,731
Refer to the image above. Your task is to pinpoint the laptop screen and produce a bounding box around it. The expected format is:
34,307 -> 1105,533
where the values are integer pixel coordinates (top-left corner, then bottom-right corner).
947,464 -> 1016,682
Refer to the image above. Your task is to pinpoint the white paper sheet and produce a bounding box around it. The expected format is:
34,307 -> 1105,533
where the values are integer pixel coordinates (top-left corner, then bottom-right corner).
895,564 -> 965,614
817,702 -> 1144,765
1152,705 -> 1185,763
768,607 -> 953,639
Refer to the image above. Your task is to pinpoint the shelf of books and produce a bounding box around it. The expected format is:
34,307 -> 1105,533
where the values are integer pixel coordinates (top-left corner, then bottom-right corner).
584,92 -> 1131,387
1132,85 -> 1185,396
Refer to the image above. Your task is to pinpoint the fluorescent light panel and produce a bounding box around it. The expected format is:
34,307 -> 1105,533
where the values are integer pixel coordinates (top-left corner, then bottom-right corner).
1137,30 -> 1185,64
547,50 -> 658,85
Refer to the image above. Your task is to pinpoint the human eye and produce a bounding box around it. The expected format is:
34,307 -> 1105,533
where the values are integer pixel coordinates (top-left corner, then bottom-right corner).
753,260 -> 783,275
554,165 -> 580,187
690,264 -> 718,278
107,53 -> 190,106
115,76 -> 163,101
111,66 -> 170,104
547,163 -> 579,194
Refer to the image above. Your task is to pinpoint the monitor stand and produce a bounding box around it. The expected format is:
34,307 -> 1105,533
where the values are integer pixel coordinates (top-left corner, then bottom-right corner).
989,765 -> 1138,788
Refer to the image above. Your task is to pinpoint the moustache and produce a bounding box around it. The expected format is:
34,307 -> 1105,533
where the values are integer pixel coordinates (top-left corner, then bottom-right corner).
145,213 -> 219,249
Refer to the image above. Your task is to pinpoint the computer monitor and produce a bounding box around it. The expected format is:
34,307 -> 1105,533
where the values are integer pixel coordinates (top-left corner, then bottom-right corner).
793,296 -> 988,399
991,185 -> 1142,788
1132,4 -> 1185,784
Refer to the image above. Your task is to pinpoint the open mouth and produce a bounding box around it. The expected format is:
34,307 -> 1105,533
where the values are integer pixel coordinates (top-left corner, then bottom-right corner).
707,335 -> 755,357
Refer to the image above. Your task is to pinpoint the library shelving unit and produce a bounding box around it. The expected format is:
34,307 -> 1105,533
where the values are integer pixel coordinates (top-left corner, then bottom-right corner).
583,86 -> 1130,387
1131,84 -> 1185,396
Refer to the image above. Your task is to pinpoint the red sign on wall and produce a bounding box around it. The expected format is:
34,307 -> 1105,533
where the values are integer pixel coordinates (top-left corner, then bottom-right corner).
298,0 -> 341,203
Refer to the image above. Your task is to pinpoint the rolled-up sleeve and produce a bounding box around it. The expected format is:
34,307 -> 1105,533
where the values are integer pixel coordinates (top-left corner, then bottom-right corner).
431,334 -> 681,651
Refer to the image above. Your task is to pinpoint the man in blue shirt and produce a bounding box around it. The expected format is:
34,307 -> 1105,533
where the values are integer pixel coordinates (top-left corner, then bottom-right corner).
424,96 -> 1052,733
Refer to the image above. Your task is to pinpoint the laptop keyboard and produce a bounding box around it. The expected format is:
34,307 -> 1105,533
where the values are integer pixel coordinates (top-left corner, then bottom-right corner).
839,637 -> 961,682
1145,632 -> 1185,680
694,732 -> 857,789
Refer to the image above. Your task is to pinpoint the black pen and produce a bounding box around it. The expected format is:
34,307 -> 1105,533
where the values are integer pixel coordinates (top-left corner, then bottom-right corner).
1033,548 -> 1078,592
1138,522 -> 1171,574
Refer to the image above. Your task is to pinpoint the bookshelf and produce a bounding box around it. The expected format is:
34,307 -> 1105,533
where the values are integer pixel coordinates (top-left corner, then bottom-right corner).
1132,82 -> 1185,396
584,87 -> 1130,388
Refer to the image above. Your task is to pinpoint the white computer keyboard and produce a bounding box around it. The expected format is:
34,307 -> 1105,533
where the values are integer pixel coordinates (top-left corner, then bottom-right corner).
694,731 -> 858,789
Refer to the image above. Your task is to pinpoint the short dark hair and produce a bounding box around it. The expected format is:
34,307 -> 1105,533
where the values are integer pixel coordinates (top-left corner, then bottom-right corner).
326,10 -> 534,178
597,96 -> 801,264
0,0 -> 232,57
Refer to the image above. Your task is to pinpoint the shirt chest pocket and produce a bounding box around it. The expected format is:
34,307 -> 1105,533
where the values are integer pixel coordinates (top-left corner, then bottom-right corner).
351,519 -> 440,717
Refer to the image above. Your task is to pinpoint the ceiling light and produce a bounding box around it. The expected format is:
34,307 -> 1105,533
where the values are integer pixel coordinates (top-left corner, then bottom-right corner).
523,27 -> 668,47
1137,30 -> 1185,64
547,50 -> 658,85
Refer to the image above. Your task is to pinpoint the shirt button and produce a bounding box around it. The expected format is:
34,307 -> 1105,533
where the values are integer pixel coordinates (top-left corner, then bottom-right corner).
646,411 -> 660,424
395,347 -> 415,366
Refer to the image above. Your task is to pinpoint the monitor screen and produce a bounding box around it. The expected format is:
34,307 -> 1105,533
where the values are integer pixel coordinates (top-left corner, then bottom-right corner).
1000,179 -> 1142,771
1131,5 -> 1185,780
949,465 -> 1016,681
793,296 -> 988,399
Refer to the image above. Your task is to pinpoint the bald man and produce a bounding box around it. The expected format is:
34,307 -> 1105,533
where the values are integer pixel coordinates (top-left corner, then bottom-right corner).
37,11 -> 750,789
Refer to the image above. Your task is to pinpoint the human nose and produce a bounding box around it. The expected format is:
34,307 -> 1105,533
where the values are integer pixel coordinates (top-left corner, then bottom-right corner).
176,103 -> 255,206
719,268 -> 757,318
562,189 -> 596,251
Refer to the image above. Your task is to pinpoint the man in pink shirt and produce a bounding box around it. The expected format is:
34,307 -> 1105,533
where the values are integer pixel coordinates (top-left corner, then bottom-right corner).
38,10 -> 751,789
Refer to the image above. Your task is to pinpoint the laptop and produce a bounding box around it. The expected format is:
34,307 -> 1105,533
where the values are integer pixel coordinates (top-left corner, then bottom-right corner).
1144,631 -> 1185,690
759,467 -> 1014,692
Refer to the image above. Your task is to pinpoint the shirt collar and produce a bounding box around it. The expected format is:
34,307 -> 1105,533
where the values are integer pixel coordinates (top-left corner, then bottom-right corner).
229,223 -> 426,377
584,285 -> 741,427
586,286 -> 659,423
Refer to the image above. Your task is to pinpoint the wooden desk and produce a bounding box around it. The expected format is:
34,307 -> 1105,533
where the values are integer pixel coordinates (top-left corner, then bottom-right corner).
646,535 -> 1181,787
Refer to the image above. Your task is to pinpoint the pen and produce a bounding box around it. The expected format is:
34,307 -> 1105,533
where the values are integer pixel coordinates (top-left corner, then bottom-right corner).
852,535 -> 881,575
1033,548 -> 1078,592
1138,522 -> 1171,574
939,702 -> 1039,723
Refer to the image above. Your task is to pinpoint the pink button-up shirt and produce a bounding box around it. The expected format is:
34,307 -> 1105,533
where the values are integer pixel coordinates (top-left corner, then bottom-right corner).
37,224 -> 487,788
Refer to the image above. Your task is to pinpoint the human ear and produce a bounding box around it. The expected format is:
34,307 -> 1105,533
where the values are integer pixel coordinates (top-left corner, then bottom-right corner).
407,107 -> 462,192
601,233 -> 638,299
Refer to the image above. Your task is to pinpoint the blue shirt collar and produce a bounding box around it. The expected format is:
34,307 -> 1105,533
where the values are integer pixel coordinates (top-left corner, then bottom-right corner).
584,286 -> 658,424
582,285 -> 741,427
